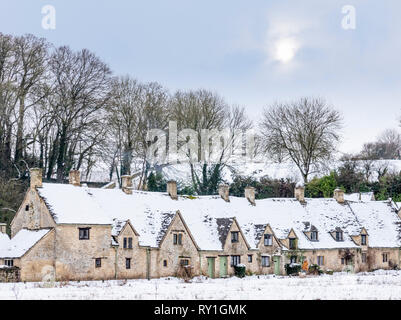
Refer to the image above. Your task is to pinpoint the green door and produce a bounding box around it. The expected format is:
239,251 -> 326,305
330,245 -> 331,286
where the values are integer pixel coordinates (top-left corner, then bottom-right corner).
219,256 -> 228,277
274,256 -> 281,275
207,258 -> 215,278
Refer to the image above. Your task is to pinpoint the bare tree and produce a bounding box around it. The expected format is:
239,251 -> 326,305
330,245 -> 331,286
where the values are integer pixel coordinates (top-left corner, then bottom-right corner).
259,97 -> 342,183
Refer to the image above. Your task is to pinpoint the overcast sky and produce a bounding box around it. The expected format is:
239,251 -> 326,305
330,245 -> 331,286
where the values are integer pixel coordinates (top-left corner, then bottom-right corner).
1,0 -> 401,154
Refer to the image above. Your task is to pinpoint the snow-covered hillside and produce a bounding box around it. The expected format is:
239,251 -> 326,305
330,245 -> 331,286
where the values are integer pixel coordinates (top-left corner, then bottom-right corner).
1,270 -> 401,300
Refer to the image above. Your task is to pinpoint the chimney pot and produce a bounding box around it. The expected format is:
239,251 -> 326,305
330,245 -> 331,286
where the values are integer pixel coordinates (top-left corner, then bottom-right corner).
30,168 -> 43,189
245,186 -> 256,206
334,188 -> 345,203
121,175 -> 133,194
69,170 -> 81,186
167,180 -> 178,200
218,184 -> 230,202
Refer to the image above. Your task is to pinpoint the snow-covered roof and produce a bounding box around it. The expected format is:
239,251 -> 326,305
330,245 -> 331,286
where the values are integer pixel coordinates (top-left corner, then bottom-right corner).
0,229 -> 51,258
35,183 -> 401,250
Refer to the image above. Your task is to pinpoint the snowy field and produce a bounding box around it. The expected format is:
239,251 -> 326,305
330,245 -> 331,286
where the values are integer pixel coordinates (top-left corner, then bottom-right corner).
1,270 -> 401,300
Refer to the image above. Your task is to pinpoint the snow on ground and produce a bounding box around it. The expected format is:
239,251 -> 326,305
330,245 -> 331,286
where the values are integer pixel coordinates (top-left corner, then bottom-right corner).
2,270 -> 401,300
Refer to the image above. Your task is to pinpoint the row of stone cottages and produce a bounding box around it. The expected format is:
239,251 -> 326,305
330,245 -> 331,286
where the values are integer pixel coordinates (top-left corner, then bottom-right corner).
0,168 -> 401,282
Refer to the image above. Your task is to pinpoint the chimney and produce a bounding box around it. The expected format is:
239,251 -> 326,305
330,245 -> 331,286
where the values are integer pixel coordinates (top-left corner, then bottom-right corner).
334,188 -> 345,203
69,170 -> 81,186
167,180 -> 178,200
245,186 -> 256,206
219,184 -> 230,202
0,223 -> 6,234
294,181 -> 305,202
121,175 -> 133,195
30,168 -> 42,189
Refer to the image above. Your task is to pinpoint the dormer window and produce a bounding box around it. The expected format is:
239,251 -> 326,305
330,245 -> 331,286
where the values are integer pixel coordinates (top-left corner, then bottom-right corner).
289,238 -> 297,250
311,231 -> 318,241
361,234 -> 367,245
264,234 -> 272,246
231,231 -> 239,243
335,231 -> 343,241
173,233 -> 183,245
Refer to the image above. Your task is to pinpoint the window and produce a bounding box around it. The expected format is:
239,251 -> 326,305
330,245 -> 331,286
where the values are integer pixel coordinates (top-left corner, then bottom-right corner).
180,259 -> 190,266
341,258 -> 345,265
248,255 -> 253,263
95,258 -> 101,268
362,253 -> 367,263
163,260 -> 167,267
173,233 -> 183,245
335,231 -> 343,241
5,259 -> 13,267
311,231 -> 318,241
231,255 -> 240,267
262,256 -> 270,267
25,204 -> 29,211
383,253 -> 388,263
123,237 -> 133,249
290,256 -> 297,264
231,232 -> 239,243
264,234 -> 272,246
361,235 -> 367,245
317,256 -> 324,266
79,228 -> 90,240
126,258 -> 131,269
289,238 -> 297,250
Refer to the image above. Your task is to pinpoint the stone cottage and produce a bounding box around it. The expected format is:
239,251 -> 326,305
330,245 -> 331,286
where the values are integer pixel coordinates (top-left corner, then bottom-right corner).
1,168 -> 401,282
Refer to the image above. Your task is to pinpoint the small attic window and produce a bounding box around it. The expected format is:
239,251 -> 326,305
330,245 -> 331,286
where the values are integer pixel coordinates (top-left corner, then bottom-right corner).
231,232 -> 239,243
335,231 -> 343,241
361,234 -> 367,245
289,238 -> 297,250
311,231 -> 318,241
264,234 -> 272,246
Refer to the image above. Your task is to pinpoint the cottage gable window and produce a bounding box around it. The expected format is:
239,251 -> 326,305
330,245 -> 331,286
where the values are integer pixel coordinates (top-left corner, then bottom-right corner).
5,259 -> 13,267
361,235 -> 367,245
264,234 -> 272,246
123,237 -> 133,249
311,231 -> 318,241
262,256 -> 270,267
173,233 -> 183,245
231,255 -> 240,267
289,238 -> 297,250
95,258 -> 101,268
335,231 -> 343,241
317,256 -> 324,266
79,228 -> 90,240
126,258 -> 131,269
231,231 -> 239,243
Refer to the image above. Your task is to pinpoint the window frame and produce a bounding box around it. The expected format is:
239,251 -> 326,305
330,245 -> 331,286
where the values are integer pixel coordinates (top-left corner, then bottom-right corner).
317,256 -> 324,266
5,259 -> 14,267
383,253 -> 388,263
230,255 -> 241,267
290,256 -> 297,264
248,254 -> 253,263
231,231 -> 239,243
289,238 -> 297,250
361,234 -> 367,245
79,227 -> 90,240
311,231 -> 318,241
261,256 -> 270,267
95,258 -> 101,268
180,259 -> 190,266
361,252 -> 367,263
264,234 -> 272,246
125,258 -> 131,269
163,260 -> 168,267
335,231 -> 343,241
